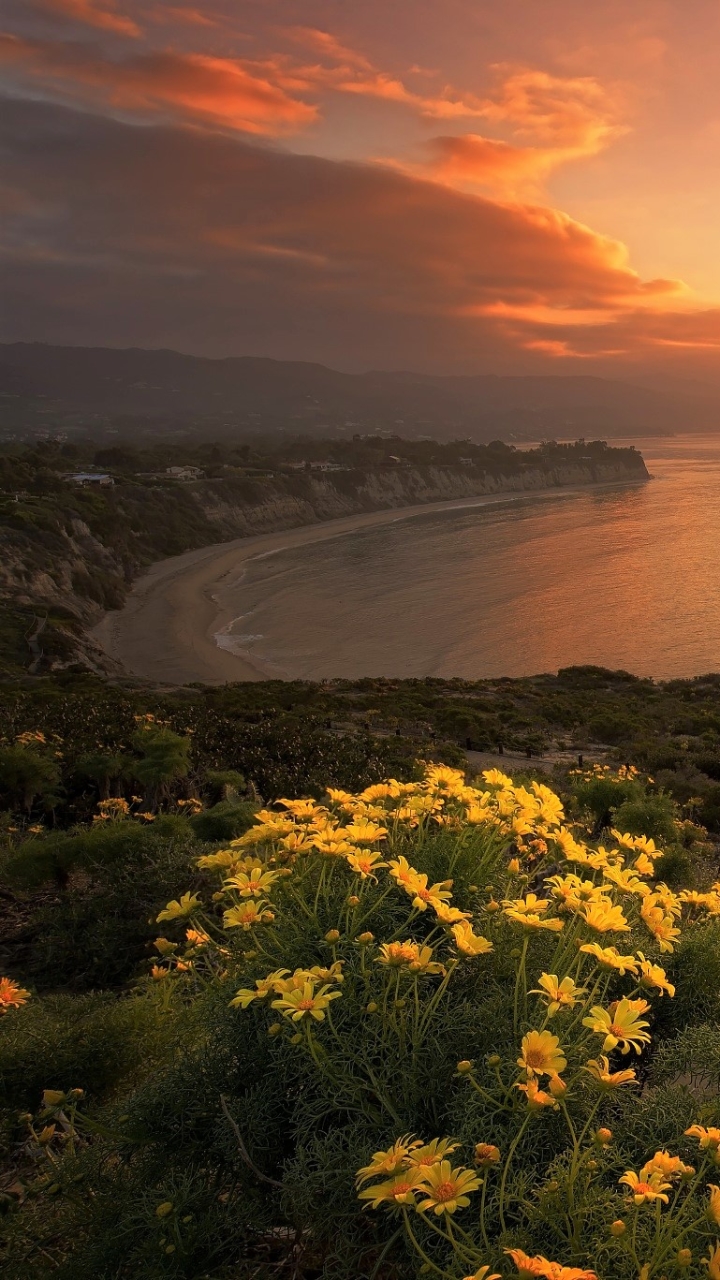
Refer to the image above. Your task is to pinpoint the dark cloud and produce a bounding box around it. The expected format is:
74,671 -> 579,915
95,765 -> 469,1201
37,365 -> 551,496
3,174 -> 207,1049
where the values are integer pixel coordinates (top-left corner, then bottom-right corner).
1,95 -> 718,373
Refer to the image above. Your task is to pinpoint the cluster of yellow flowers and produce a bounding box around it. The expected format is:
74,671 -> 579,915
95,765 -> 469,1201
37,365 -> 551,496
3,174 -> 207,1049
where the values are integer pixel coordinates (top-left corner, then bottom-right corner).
150,764 -> 720,1278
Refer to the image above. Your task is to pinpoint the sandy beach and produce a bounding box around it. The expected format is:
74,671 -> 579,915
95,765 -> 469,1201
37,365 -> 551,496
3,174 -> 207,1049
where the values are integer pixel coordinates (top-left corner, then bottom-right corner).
91,481 -> 646,685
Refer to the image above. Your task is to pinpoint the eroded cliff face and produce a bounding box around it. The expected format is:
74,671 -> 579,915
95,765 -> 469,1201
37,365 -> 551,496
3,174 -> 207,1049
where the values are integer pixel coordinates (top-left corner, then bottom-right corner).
2,458 -> 648,672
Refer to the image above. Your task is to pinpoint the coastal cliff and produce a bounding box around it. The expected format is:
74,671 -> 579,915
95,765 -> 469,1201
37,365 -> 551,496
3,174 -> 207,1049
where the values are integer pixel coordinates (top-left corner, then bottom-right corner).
0,452 -> 648,674
192,457 -> 647,539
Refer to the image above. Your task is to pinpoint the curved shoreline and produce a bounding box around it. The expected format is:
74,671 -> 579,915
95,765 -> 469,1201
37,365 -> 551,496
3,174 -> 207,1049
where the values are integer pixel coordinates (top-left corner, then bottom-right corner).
90,478 -> 648,685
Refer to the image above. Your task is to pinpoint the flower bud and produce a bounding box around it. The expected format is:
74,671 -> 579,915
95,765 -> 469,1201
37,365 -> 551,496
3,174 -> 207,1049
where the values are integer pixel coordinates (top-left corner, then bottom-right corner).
474,1143 -> 501,1167
586,1158 -> 598,1170
510,947 -> 522,959
290,1033 -> 303,1045
267,1023 -> 282,1036
487,1054 -> 501,1067
155,1202 -> 173,1218
42,1090 -> 66,1109
395,998 -> 407,1009
357,932 -> 375,944
456,1060 -> 474,1075
324,929 -> 340,943
595,1127 -> 612,1145
508,858 -> 521,875
676,1249 -> 692,1269
548,1074 -> 567,1098
610,1219 -> 626,1237
347,895 -> 360,907
366,1001 -> 378,1013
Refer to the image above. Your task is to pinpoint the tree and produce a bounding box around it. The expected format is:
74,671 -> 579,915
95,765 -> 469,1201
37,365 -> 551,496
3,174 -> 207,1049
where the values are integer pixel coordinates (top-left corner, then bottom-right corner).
0,745 -> 61,814
131,727 -> 191,808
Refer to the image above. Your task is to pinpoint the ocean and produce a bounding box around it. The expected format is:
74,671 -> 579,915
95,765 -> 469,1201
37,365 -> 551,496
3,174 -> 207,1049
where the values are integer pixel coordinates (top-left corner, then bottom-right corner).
211,433 -> 720,681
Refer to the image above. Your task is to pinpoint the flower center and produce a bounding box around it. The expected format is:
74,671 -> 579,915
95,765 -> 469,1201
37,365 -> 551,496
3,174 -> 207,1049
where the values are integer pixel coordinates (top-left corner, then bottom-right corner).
434,1181 -> 457,1201
392,1182 -> 412,1197
525,1048 -> 547,1068
298,999 -> 315,1010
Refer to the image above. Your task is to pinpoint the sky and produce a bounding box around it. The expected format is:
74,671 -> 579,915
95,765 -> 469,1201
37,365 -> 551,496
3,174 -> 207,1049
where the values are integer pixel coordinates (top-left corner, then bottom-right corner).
4,0 -> 720,379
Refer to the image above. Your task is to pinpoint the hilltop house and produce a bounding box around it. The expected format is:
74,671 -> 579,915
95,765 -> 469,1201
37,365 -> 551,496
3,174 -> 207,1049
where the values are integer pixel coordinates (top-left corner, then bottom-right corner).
65,472 -> 114,487
165,466 -> 205,480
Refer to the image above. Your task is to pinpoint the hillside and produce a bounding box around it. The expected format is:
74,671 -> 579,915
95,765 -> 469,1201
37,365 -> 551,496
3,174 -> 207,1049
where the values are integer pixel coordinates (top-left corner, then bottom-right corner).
1,342 -> 716,441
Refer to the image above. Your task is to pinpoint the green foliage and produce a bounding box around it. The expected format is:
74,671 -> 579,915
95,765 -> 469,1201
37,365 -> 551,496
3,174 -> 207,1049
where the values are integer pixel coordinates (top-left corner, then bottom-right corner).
0,992 -> 171,1114
189,800 -> 257,843
0,822 -> 201,990
1,766 -> 718,1279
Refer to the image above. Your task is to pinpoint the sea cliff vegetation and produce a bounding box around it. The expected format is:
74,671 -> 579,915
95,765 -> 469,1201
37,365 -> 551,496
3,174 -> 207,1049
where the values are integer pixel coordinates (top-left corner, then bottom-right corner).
2,755 -> 720,1280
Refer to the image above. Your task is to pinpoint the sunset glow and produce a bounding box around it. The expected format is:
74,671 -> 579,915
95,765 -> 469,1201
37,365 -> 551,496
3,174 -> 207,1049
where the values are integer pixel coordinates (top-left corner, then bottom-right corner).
4,0 -> 720,376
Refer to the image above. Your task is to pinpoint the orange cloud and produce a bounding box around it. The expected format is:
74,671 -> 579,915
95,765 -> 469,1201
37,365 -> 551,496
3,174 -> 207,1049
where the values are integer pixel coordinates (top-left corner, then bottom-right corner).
399,67 -> 626,197
0,34 -> 318,135
34,0 -> 140,38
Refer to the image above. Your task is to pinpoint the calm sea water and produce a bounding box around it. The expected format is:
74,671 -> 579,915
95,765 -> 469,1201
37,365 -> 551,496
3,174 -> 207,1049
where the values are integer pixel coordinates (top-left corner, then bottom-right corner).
214,434 -> 720,681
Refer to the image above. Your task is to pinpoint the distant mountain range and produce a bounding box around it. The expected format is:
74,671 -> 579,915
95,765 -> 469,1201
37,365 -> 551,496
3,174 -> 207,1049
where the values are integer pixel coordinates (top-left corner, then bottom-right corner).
1,342 -> 718,440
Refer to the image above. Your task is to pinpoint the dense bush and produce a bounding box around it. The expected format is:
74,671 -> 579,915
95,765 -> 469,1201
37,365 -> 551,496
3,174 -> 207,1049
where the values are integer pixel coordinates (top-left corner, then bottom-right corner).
3,765 -> 720,1278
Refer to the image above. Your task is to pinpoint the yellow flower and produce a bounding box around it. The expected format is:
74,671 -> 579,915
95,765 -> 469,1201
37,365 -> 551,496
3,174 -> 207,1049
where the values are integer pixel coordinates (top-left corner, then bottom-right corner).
461,1268 -> 501,1280
197,849 -> 236,870
415,1161 -> 482,1214
0,977 -> 31,1013
433,901 -> 473,925
641,894 -> 681,952
515,1078 -> 556,1109
223,901 -> 273,930
156,892 -> 201,922
686,1125 -> 720,1151
356,1135 -> 422,1184
504,1250 -> 547,1277
704,1242 -> 720,1280
530,974 -> 586,1016
224,868 -> 281,897
405,1137 -> 461,1169
503,893 -> 552,916
357,1168 -> 425,1208
482,768 -> 513,787
343,820 -> 388,843
579,944 -> 638,974
451,922 -> 493,957
409,875 -> 454,913
154,937 -> 177,955
583,1056 -> 637,1089
579,901 -> 630,934
635,953 -> 675,997
151,964 -> 169,980
474,1143 -> 501,1166
619,1169 -> 671,1205
504,1251 -> 597,1278
377,942 -> 444,974
345,850 -> 387,880
271,980 -> 342,1022
185,927 -> 211,948
229,969 -> 291,1008
389,856 -> 424,890
641,1151 -> 694,1181
602,864 -> 647,894
503,902 -> 564,932
518,1029 -> 567,1079
582,998 -> 651,1054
